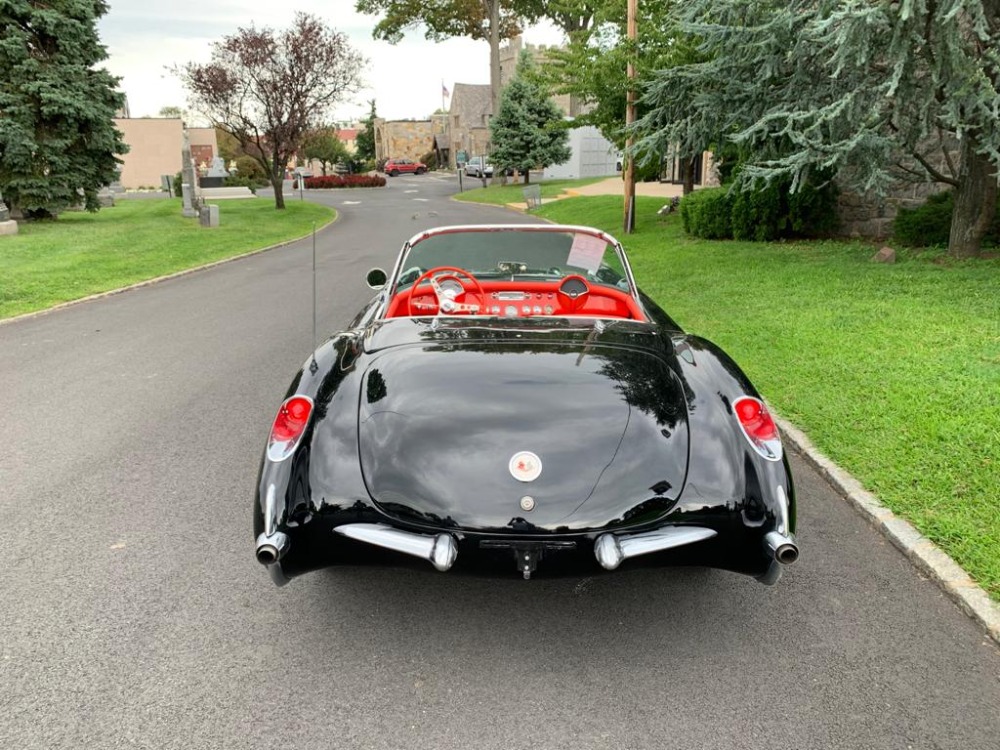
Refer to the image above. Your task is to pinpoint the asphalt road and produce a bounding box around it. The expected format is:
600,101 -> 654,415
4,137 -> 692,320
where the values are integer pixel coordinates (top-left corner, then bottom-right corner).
2,173 -> 998,750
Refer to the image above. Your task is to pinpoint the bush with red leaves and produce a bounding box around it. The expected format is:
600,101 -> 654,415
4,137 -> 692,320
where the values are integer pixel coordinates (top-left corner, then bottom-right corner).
303,174 -> 386,189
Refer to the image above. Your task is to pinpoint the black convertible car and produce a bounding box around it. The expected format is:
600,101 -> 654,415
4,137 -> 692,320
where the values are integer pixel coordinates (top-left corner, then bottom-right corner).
254,224 -> 798,585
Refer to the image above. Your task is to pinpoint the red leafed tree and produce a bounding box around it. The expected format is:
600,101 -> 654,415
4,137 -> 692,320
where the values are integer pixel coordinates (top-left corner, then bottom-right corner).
178,13 -> 364,209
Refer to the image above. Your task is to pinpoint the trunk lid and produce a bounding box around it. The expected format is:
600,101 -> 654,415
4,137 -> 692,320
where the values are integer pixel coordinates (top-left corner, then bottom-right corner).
358,340 -> 689,533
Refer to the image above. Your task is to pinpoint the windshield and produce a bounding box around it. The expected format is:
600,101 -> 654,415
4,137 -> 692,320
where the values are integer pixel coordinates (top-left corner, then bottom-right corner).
394,228 -> 632,293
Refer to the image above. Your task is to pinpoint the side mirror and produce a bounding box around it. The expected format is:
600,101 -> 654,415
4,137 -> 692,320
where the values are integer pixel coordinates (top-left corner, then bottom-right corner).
366,267 -> 388,290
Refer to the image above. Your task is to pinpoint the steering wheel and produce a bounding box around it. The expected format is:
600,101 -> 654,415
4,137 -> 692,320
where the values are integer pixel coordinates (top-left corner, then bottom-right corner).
407,266 -> 487,316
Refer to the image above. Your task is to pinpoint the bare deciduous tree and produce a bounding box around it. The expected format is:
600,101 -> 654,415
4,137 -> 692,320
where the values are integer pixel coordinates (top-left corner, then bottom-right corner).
178,13 -> 364,209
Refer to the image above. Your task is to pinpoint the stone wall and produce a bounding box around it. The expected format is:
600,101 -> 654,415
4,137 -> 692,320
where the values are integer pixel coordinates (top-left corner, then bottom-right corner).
374,120 -> 439,162
835,139 -> 956,239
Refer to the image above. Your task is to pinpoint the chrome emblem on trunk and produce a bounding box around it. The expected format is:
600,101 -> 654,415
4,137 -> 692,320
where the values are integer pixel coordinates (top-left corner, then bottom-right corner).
520,496 -> 536,511
509,451 -> 542,482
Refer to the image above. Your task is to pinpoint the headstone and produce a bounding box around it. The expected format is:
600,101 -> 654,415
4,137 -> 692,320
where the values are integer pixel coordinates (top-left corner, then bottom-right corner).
97,189 -> 115,208
200,157 -> 229,188
199,204 -> 219,228
0,188 -> 18,235
161,175 -> 174,194
181,130 -> 200,218
871,246 -> 896,264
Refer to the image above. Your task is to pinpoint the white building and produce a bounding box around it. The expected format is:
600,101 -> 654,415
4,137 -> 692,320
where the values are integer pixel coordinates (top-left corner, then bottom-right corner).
543,124 -> 621,180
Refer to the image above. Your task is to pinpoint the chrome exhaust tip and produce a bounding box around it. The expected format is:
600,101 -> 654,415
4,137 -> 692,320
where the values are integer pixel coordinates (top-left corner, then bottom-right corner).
255,531 -> 290,566
764,531 -> 799,565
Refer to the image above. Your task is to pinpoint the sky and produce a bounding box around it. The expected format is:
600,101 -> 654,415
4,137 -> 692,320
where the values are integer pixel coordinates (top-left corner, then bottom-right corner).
97,0 -> 566,124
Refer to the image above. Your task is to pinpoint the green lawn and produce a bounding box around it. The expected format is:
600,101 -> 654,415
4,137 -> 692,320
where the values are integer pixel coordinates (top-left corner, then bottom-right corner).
0,197 -> 335,319
453,176 -> 606,206
537,195 -> 1000,600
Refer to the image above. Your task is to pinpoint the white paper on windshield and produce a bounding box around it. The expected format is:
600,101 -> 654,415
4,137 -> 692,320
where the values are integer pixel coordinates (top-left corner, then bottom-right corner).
566,233 -> 606,273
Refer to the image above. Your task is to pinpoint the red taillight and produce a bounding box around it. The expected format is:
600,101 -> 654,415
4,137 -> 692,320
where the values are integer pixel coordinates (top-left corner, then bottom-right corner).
733,396 -> 782,461
267,395 -> 314,462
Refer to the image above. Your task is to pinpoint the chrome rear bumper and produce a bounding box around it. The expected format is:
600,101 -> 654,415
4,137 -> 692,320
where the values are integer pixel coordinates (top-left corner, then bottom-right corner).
334,523 -> 458,571
594,526 -> 717,570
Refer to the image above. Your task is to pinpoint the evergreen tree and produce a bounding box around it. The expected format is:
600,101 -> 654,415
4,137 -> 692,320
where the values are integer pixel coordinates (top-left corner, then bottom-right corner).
0,0 -> 128,218
355,100 -> 378,164
636,0 -> 1000,257
489,51 -> 571,184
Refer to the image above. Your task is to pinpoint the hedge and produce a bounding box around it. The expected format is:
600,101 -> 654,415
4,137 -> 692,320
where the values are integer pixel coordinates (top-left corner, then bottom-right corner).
680,174 -> 838,241
304,174 -> 386,189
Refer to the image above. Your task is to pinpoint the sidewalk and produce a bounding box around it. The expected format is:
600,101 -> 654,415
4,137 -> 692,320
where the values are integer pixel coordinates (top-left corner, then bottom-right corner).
506,176 -> 685,212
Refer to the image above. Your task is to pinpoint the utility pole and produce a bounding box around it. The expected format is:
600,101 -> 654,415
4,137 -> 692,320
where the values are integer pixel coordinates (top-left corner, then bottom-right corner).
623,0 -> 637,234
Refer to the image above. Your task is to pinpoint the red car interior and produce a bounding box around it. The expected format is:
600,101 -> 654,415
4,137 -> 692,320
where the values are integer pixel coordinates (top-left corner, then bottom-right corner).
385,277 -> 646,321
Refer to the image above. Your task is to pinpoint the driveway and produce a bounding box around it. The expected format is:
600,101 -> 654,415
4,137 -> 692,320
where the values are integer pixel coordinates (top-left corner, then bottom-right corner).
2,172 -> 998,749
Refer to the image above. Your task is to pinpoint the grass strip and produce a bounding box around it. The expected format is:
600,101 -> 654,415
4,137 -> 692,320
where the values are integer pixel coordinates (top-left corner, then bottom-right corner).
453,176 -> 606,206
0,198 -> 335,319
536,195 -> 1000,600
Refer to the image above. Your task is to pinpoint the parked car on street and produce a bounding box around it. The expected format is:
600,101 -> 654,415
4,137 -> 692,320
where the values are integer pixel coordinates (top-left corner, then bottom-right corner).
253,223 -> 799,587
384,158 -> 427,176
464,157 -> 492,178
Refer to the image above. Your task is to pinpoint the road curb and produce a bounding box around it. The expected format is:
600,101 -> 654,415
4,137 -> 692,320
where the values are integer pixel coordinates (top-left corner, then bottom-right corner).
776,416 -> 1000,645
0,215 -> 338,327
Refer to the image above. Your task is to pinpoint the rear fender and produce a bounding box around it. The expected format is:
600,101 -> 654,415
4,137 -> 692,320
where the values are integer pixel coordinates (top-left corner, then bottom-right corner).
254,332 -> 366,542
670,335 -> 795,534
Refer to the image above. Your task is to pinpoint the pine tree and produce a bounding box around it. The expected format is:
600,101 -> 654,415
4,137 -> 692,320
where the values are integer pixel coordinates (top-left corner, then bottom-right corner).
355,100 -> 378,164
637,0 -> 1000,257
0,0 -> 128,218
490,51 -> 571,184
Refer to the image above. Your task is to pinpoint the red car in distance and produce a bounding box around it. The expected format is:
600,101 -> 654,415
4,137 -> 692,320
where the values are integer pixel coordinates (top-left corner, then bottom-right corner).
383,158 -> 427,176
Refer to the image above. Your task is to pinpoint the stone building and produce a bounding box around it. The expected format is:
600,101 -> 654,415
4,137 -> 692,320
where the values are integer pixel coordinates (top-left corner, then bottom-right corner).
445,84 -> 493,168
373,117 -> 448,163
499,36 -> 586,117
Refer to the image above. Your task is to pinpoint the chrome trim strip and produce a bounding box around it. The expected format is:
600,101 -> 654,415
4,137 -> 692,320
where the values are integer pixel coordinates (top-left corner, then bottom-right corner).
263,483 -> 277,536
334,523 -> 458,572
776,484 -> 790,535
594,526 -> 717,570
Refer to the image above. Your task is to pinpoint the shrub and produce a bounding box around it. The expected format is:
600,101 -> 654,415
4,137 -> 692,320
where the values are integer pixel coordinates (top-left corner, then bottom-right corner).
787,174 -> 840,235
680,172 -> 838,241
173,171 -> 183,197
223,174 -> 259,194
891,190 -> 1000,248
731,180 -> 786,241
420,150 -> 439,170
304,174 -> 386,189
680,187 -> 732,239
234,155 -> 268,184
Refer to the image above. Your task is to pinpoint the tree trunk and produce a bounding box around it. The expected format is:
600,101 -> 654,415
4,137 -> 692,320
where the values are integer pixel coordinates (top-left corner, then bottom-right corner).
682,155 -> 697,195
524,171 -> 530,185
272,173 -> 286,209
487,0 -> 501,126
948,137 -> 997,257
